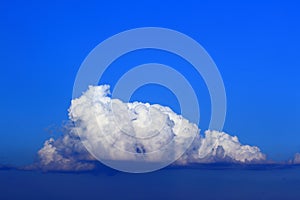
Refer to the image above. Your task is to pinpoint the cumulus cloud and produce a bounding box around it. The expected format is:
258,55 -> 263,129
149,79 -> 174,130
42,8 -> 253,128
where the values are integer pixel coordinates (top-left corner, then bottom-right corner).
30,125 -> 96,171
35,85 -> 266,171
178,130 -> 266,164
69,85 -> 198,168
293,153 -> 300,164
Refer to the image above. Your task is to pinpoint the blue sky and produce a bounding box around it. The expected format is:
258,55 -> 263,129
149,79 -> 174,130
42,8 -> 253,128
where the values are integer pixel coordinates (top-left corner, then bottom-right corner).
0,0 -> 299,165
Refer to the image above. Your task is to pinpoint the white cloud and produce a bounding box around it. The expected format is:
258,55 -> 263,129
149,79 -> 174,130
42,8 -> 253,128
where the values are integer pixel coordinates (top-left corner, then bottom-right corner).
178,130 -> 266,164
293,153 -> 300,164
36,85 -> 266,171
33,125 -> 96,171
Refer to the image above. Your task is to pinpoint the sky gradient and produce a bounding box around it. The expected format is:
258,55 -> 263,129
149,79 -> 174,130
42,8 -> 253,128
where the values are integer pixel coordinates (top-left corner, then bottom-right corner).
0,0 -> 300,166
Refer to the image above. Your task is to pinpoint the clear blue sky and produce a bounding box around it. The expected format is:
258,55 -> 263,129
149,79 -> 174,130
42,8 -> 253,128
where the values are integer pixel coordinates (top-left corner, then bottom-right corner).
0,0 -> 299,165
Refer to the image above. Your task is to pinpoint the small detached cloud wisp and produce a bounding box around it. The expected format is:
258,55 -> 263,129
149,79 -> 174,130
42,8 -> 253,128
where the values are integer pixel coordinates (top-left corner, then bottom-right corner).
30,85 -> 268,172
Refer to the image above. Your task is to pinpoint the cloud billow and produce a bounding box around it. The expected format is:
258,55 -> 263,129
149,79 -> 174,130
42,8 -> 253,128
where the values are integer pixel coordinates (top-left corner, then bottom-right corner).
36,85 -> 266,172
